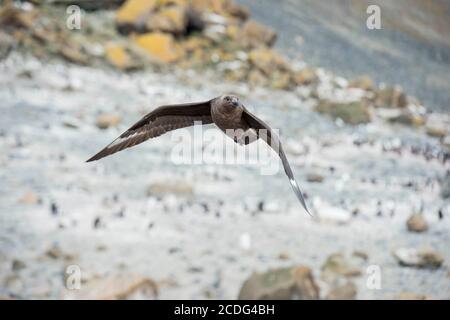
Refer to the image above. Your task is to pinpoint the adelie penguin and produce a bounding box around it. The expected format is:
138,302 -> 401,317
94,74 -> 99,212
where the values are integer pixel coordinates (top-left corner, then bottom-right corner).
87,95 -> 312,216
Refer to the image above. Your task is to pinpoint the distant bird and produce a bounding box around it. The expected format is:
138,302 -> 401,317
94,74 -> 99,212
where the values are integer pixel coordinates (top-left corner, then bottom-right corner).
87,95 -> 311,215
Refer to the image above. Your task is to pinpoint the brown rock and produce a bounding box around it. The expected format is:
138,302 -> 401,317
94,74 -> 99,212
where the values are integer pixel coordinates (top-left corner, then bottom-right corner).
425,125 -> 447,138
135,32 -> 182,63
316,100 -> 371,125
278,252 -> 290,260
395,291 -> 432,300
374,86 -> 408,108
248,48 -> 287,75
59,46 -> 89,65
228,2 -> 250,21
96,114 -> 122,129
238,266 -> 319,300
12,259 -> 26,271
406,213 -> 428,233
348,75 -> 375,91
326,281 -> 357,300
388,109 -> 425,127
306,173 -> 324,183
321,253 -> 362,279
393,248 -> 443,269
147,181 -> 194,197
146,6 -> 188,35
73,275 -> 158,300
241,20 -> 277,48
293,68 -> 318,86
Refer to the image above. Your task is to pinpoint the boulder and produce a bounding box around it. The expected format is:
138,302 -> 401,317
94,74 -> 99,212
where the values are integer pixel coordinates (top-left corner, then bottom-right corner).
387,109 -> 425,127
395,291 -> 432,300
306,173 -> 324,183
374,86 -> 408,108
348,75 -> 375,91
115,0 -> 157,33
393,247 -> 443,269
135,32 -> 182,63
316,100 -> 371,125
147,181 -> 194,197
248,48 -> 287,75
425,124 -> 448,138
406,213 -> 428,233
293,68 -> 318,86
146,6 -> 188,35
240,20 -> 277,48
326,281 -> 357,300
238,266 -> 319,300
321,253 -> 362,279
72,275 -> 158,299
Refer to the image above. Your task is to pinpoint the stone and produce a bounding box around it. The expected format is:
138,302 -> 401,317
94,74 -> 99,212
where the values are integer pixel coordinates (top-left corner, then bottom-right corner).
12,259 -> 26,271
352,250 -> 368,261
59,45 -> 89,65
105,45 -> 134,70
240,20 -> 277,48
147,181 -> 194,197
316,100 -> 371,125
306,173 -> 324,183
248,48 -> 287,75
115,0 -> 157,32
395,291 -> 431,300
425,124 -> 448,138
19,190 -> 39,205
135,32 -> 182,63
278,252 -> 290,260
393,248 -> 443,269
374,86 -> 408,108
348,75 -> 374,91
96,113 -> 121,129
406,213 -> 428,233
293,68 -> 318,86
238,266 -> 319,300
321,253 -> 362,279
387,109 -> 425,127
146,6 -> 188,35
72,275 -> 158,299
326,281 -> 357,300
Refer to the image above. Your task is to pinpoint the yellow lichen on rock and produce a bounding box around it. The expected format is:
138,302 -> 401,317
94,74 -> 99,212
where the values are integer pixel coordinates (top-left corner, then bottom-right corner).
135,32 -> 181,63
105,45 -> 131,70
116,0 -> 157,29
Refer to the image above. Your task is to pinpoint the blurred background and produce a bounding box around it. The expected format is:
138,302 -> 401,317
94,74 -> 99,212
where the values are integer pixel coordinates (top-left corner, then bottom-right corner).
0,0 -> 449,299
